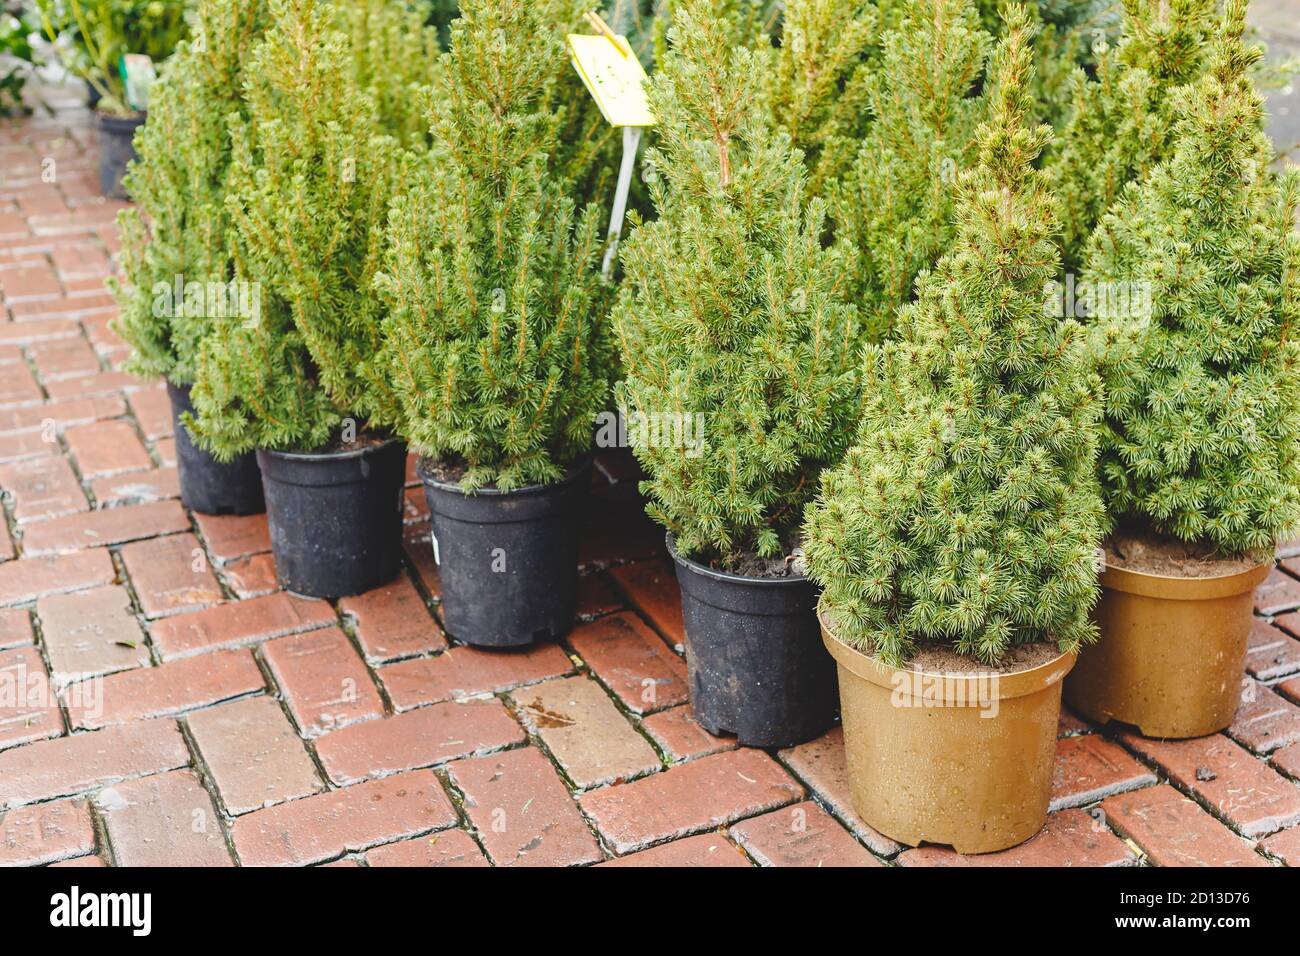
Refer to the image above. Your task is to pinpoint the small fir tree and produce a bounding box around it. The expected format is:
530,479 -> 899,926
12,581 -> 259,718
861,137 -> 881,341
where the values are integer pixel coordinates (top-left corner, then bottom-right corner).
372,0 -> 616,491
188,0 -> 418,458
1049,0 -> 1217,271
803,4 -> 1104,666
109,0 -> 269,386
1084,0 -> 1300,556
614,0 -> 862,569
830,0 -> 992,341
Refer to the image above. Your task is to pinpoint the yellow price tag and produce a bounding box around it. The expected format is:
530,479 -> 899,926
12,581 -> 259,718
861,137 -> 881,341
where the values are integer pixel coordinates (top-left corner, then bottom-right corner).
568,33 -> 655,128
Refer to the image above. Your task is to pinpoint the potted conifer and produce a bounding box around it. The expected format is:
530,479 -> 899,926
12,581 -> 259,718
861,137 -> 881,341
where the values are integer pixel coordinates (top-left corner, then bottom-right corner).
803,5 -> 1104,853
615,0 -> 862,748
1065,0 -> 1300,739
36,0 -> 191,198
187,0 -> 432,599
373,0 -> 615,648
109,0 -> 267,517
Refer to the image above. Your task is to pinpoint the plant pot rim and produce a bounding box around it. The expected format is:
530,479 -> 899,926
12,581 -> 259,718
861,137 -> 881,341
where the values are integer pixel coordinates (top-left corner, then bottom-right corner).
261,436 -> 403,464
666,533 -> 810,589
819,606 -> 1076,702
95,108 -> 146,124
1100,556 -> 1272,601
416,454 -> 590,498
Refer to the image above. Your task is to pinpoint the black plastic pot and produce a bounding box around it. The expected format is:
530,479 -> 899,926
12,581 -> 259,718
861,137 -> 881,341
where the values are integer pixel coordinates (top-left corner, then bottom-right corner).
166,382 -> 264,517
95,110 -> 144,199
419,457 -> 590,648
257,439 -> 406,599
670,536 -> 839,748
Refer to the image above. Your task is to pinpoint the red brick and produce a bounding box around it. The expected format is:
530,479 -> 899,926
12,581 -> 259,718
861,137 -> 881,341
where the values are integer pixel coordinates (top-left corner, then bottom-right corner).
0,455 -> 87,522
897,808 -> 1138,867
575,573 -> 623,620
0,263 -> 60,301
314,699 -> 526,786
0,797 -> 95,865
401,520 -> 440,599
0,646 -> 62,749
0,718 -> 189,809
153,437 -> 176,467
579,749 -> 803,854
37,584 -> 148,681
232,771 -> 456,867
568,612 -> 687,715
1256,566 -> 1300,616
0,360 -> 40,405
600,832 -> 752,867
221,552 -> 279,598
22,500 -> 189,555
0,318 -> 79,346
194,511 -> 270,564
63,419 -> 151,478
1229,680 -> 1300,754
1122,732 -> 1300,836
338,573 -> 444,663
28,337 -> 98,380
1275,742 -> 1300,781
97,769 -> 233,866
120,531 -> 221,618
731,800 -> 881,867
0,393 -> 122,433
0,608 -> 32,649
262,628 -> 383,736
0,548 -> 115,606
186,696 -> 323,815
43,370 -> 136,400
1058,705 -> 1095,737
379,643 -> 572,711
1262,825 -> 1300,865
514,675 -> 660,788
67,649 -> 265,730
449,746 -> 602,866
49,241 -> 108,281
1282,675 -> 1300,705
150,591 -> 335,660
642,705 -> 737,762
1246,618 -> 1300,681
0,520 -> 10,561
609,558 -> 684,645
89,466 -> 180,506
0,430 -> 53,465
126,385 -> 172,440
1049,735 -> 1157,811
48,854 -> 106,867
401,484 -> 428,524
1100,785 -> 1267,867
365,829 -> 489,867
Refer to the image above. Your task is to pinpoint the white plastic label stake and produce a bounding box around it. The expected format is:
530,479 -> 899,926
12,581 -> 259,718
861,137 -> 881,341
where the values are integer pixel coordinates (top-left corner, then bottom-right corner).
602,124 -> 642,279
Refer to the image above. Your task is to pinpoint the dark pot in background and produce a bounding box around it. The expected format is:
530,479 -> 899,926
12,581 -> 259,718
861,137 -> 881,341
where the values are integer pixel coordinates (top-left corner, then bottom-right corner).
257,439 -> 406,599
86,79 -> 102,110
95,110 -> 144,199
419,457 -> 589,648
669,536 -> 838,748
166,382 -> 264,517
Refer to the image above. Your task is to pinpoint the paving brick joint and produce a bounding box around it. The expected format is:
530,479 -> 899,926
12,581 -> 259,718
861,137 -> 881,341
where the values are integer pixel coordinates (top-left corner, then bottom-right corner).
1,49 -> 1299,869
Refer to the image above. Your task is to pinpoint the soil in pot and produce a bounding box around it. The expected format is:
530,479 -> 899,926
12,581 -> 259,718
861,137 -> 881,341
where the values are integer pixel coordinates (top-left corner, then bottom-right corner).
96,110 -> 145,200
257,434 -> 405,599
671,537 -> 838,749
419,456 -> 590,648
1065,528 -> 1272,739
167,382 -> 264,516
822,613 -> 1075,854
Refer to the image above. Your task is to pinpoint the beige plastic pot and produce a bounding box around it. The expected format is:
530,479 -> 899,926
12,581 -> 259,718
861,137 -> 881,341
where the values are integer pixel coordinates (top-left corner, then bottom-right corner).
1065,557 -> 1271,739
822,612 -> 1075,854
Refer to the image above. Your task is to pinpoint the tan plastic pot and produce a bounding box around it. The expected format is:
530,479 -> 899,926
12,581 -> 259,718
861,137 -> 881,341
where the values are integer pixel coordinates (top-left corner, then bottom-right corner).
821,613 -> 1075,855
1064,558 -> 1271,739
